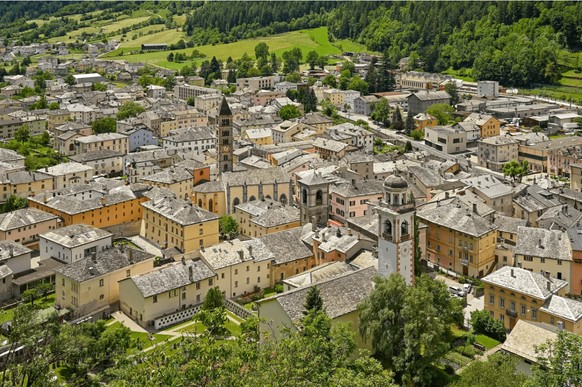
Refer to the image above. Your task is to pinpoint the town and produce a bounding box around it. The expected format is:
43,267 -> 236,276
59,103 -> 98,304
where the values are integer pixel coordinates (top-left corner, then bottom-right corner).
0,1 -> 581,386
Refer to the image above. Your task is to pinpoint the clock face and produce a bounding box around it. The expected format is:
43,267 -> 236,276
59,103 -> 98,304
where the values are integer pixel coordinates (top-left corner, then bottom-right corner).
223,145 -> 230,152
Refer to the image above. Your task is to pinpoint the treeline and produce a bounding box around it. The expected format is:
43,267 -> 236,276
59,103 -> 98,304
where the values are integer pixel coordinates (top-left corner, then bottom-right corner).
326,1 -> 582,86
183,1 -> 336,44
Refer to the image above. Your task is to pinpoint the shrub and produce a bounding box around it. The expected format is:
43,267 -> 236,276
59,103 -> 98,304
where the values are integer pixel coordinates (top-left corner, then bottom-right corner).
444,364 -> 455,375
470,310 -> 506,342
274,284 -> 284,293
454,344 -> 479,359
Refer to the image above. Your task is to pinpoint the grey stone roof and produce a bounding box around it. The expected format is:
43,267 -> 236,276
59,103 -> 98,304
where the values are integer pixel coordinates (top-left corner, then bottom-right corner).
141,167 -> 193,184
142,197 -> 219,226
536,204 -> 582,230
75,133 -> 127,144
221,167 -> 290,187
251,206 -> 300,228
69,150 -> 125,163
514,185 -> 562,213
540,295 -> 582,322
0,171 -> 52,185
129,258 -> 215,298
515,226 -> 571,260
192,180 -> 223,193
462,175 -> 513,199
55,246 -> 154,283
42,162 -> 93,176
330,180 -> 384,198
200,239 -> 254,270
299,171 -> 329,186
0,241 -> 32,262
164,126 -> 215,142
313,137 -> 348,152
408,165 -> 444,187
566,225 -> 582,252
482,266 -> 567,300
0,208 -> 58,231
346,214 -> 378,236
428,190 -> 494,218
283,261 -> 355,289
40,224 -> 112,248
300,112 -> 332,126
258,227 -> 313,264
409,90 -> 451,101
502,320 -> 557,363
264,266 -> 377,323
0,148 -> 25,162
417,201 -> 496,237
0,264 -> 12,279
235,198 -> 285,217
493,214 -> 527,234
125,149 -> 173,164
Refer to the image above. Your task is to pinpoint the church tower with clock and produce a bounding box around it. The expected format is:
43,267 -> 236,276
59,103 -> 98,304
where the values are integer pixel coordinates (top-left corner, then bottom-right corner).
217,97 -> 233,173
374,174 -> 416,285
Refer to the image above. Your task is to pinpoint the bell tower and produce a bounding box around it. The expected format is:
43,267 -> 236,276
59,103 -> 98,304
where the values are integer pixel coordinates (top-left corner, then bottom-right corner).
298,172 -> 329,228
217,97 -> 233,173
375,174 -> 416,285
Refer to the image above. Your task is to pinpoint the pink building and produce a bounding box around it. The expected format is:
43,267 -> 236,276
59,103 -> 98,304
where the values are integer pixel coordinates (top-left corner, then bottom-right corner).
0,208 -> 60,250
329,181 -> 384,224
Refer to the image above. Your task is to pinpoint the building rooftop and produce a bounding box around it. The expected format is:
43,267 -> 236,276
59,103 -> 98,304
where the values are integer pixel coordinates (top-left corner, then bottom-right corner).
515,226 -> 571,260
251,206 -> 300,228
200,239 -> 253,270
164,126 -> 215,143
0,208 -> 58,231
55,246 -> 154,283
142,197 -> 219,226
283,261 -> 355,289
40,223 -> 112,248
313,137 -> 349,153
261,266 -> 377,324
501,320 -> 557,363
221,167 -> 290,187
482,266 -> 568,300
417,201 -> 496,237
129,258 -> 215,298
0,240 -> 32,262
69,150 -> 125,163
541,295 -> 582,323
408,90 -> 451,101
75,133 -> 128,143
41,162 -> 94,176
462,175 -> 513,199
493,214 -> 527,234
141,167 -> 193,185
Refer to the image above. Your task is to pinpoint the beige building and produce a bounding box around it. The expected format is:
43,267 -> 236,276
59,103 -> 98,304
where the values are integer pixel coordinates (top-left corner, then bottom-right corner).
477,136 -> 519,172
199,238 -> 271,299
159,110 -> 208,138
424,126 -> 467,154
41,162 -> 95,190
483,266 -> 582,334
0,208 -> 60,249
462,175 -> 514,217
515,226 -> 573,291
571,163 -> 582,191
235,76 -> 278,91
55,246 -> 155,319
141,167 -> 194,200
141,196 -> 220,254
74,133 -> 129,155
234,199 -> 300,237
322,89 -> 344,107
312,137 -> 349,161
0,170 -> 54,203
119,258 -> 216,329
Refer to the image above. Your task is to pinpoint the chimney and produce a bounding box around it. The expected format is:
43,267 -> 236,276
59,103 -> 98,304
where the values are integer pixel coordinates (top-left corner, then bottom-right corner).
128,248 -> 133,262
100,196 -> 106,206
238,250 -> 244,261
347,228 -> 353,236
445,191 -> 450,199
248,245 -> 253,257
8,245 -> 13,257
336,228 -> 342,238
538,239 -> 544,249
188,265 -> 193,282
473,203 -> 477,214
311,216 -> 317,231
547,281 -> 551,291
562,206 -> 568,216
510,268 -> 515,278
91,251 -> 97,263
181,256 -> 186,265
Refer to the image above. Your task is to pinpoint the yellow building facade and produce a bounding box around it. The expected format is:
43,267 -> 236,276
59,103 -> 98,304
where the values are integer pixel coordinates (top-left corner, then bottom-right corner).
141,196 -> 219,253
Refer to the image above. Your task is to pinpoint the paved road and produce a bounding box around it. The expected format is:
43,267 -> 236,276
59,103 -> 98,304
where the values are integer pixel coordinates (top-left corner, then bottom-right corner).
436,274 -> 484,328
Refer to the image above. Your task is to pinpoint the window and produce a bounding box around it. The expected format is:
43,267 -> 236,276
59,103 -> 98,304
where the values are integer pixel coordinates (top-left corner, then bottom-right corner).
532,309 -> 538,319
100,294 -> 104,300
510,301 -> 515,312
524,255 -> 533,262
246,277 -> 250,284
499,298 -> 505,308
196,294 -> 201,303
196,283 -> 200,290
489,295 -> 495,305
169,289 -> 178,298
500,314 -> 505,322
99,279 -> 104,287
235,269 -> 238,275
246,265 -> 250,272
557,260 -> 562,266
235,281 -> 238,288
521,305 -> 526,315
221,273 -> 225,279
153,295 -> 158,303
208,279 -> 213,286
126,269 -> 131,278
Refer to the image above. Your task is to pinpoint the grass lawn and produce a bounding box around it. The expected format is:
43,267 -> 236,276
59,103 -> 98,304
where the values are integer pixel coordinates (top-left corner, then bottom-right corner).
48,16 -> 151,44
104,27 -> 371,70
475,334 -> 500,350
442,67 -> 475,82
160,318 -> 199,332
178,321 -> 206,334
520,84 -> 582,104
451,325 -> 468,339
116,26 -> 187,50
226,311 -> 244,324
130,331 -> 172,349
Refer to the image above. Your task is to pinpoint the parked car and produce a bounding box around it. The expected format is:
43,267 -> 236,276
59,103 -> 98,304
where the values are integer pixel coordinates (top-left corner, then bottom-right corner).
448,285 -> 466,297
463,283 -> 472,294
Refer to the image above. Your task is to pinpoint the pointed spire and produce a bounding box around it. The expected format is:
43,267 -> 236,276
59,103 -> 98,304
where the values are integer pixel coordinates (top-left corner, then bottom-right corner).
219,97 -> 232,116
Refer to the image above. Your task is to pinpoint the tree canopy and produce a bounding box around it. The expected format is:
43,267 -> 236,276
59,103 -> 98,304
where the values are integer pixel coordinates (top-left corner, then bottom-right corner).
278,105 -> 302,120
92,117 -> 117,134
502,160 -> 528,182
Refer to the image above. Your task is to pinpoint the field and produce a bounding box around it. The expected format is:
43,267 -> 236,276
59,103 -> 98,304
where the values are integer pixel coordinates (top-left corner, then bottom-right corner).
103,26 -> 370,70
47,15 -> 151,44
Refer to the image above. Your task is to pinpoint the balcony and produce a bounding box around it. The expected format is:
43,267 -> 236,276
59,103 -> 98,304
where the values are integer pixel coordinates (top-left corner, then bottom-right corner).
506,309 -> 518,318
382,233 -> 393,242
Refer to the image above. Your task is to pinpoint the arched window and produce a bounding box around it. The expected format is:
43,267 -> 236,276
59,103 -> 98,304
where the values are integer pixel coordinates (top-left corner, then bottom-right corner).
265,195 -> 272,199
249,195 -> 256,202
280,194 -> 287,205
401,220 -> 409,236
302,189 -> 307,204
198,199 -> 202,207
315,190 -> 323,205
233,197 -> 240,207
208,199 -> 214,213
384,220 -> 392,236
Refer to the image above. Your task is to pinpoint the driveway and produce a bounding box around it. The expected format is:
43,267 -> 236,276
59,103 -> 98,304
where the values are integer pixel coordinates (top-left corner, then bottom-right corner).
436,274 -> 483,327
